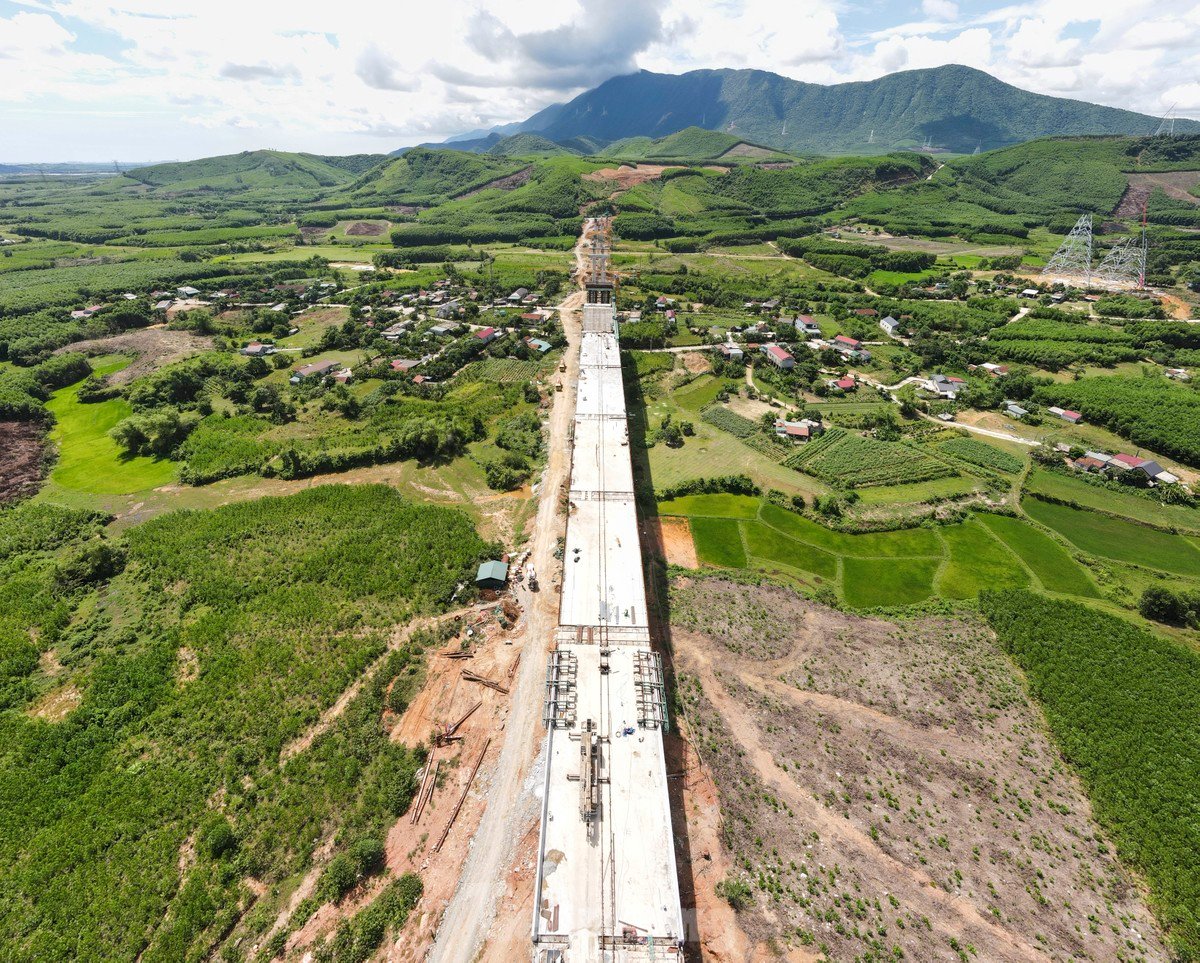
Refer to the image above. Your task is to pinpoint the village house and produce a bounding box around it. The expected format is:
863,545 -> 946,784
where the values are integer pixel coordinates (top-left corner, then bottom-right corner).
390,358 -> 421,372
508,287 -> 530,303
774,418 -> 824,443
474,326 -> 499,345
430,321 -> 461,337
1020,288 -> 1041,298
525,338 -> 552,353
879,315 -> 901,336
832,334 -> 861,354
1047,406 -> 1082,424
382,320 -> 412,340
1004,401 -> 1029,419
240,342 -> 274,357
1166,367 -> 1191,381
852,307 -> 878,317
718,344 -> 744,361
828,376 -> 857,392
290,359 -> 341,384
436,299 -> 462,319
794,315 -> 822,336
176,286 -> 200,297
970,362 -> 1009,378
761,343 -> 795,369
930,374 -> 967,399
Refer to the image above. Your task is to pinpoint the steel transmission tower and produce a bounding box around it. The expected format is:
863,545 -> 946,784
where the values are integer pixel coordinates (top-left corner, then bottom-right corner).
1043,214 -> 1093,283
1093,236 -> 1145,287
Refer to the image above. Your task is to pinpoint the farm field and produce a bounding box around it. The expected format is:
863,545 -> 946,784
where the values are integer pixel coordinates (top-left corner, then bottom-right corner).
1024,497 -> 1200,577
657,494 -> 1101,607
1025,468 -> 1200,533
977,512 -> 1101,596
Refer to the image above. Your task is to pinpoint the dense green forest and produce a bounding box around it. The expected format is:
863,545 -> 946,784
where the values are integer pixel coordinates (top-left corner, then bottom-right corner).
0,488 -> 493,960
981,591 -> 1200,958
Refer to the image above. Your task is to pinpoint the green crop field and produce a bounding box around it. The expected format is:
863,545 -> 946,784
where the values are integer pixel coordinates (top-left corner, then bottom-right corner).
659,496 -> 1102,608
741,519 -> 838,579
1025,469 -> 1200,533
936,518 -> 1030,599
690,516 -> 747,567
842,556 -> 941,607
1024,497 -> 1200,578
657,493 -> 762,518
977,512 -> 1100,597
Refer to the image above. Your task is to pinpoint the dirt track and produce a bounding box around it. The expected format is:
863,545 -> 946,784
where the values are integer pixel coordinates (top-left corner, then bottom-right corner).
1116,171 -> 1200,218
422,241 -> 587,963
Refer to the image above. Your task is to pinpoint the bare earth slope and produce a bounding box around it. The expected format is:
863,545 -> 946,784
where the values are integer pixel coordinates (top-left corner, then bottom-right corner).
670,577 -> 1167,962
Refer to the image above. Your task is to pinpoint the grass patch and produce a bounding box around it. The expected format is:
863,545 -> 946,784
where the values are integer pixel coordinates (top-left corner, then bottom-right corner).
853,475 -> 979,505
657,493 -> 762,519
1024,497 -> 1200,578
741,519 -> 837,579
689,516 -> 746,568
977,513 -> 1100,597
842,556 -> 940,607
44,379 -> 177,495
937,518 -> 1030,599
759,503 -> 943,557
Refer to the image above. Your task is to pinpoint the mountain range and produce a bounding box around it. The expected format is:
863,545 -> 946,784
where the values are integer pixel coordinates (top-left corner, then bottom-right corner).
431,65 -> 1198,156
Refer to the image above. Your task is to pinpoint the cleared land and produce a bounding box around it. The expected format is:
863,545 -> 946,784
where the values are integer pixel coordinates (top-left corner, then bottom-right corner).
670,577 -> 1167,961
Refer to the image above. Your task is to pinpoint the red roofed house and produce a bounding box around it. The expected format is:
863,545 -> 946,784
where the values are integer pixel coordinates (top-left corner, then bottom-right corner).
833,334 -> 862,352
1047,406 -> 1082,424
834,376 -> 857,391
1110,453 -> 1146,471
774,418 -> 824,443
853,308 -> 878,317
760,343 -> 795,370
390,359 -> 420,372
474,326 -> 498,344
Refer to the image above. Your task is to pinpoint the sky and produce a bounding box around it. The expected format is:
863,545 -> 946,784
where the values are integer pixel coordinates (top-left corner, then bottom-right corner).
2,0 -> 1199,162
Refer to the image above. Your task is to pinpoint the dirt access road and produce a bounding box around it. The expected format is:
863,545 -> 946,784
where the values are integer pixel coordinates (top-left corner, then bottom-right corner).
425,238 -> 588,963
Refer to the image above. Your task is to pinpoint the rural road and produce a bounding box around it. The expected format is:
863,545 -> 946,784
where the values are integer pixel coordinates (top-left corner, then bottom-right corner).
425,239 -> 587,963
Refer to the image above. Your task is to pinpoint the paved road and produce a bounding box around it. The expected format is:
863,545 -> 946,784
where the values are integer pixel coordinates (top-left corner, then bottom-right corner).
426,245 -> 586,963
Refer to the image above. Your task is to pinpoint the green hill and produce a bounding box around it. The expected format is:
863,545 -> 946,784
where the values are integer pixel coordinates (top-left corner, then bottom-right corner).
486,134 -> 576,157
491,65 -> 1199,155
604,126 -> 791,162
124,150 -> 362,191
335,148 -> 526,205
845,135 -> 1200,238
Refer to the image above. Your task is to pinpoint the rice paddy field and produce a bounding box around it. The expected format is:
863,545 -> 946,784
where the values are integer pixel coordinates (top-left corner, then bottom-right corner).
1024,497 -> 1200,578
655,493 -> 1103,608
1024,468 -> 1200,533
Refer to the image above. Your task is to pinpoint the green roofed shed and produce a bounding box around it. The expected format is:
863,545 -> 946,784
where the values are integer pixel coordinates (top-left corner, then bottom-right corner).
475,559 -> 509,589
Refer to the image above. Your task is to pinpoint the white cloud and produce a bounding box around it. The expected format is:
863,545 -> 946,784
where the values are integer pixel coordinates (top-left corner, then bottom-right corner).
355,46 -> 418,92
923,0 -> 959,21
0,0 -> 1196,160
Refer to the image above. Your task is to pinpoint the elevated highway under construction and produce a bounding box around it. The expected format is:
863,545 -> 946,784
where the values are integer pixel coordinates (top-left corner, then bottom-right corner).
532,219 -> 683,961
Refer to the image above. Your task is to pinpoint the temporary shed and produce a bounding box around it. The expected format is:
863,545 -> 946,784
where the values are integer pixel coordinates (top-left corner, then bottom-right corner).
475,559 -> 509,590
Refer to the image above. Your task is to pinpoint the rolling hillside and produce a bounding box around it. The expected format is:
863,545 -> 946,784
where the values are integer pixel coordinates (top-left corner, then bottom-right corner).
603,127 -> 792,162
462,65 -> 1199,155
124,150 -> 368,191
334,148 -> 526,205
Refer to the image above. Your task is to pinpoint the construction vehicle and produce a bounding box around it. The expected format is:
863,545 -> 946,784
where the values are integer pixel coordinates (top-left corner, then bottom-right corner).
526,562 -> 538,591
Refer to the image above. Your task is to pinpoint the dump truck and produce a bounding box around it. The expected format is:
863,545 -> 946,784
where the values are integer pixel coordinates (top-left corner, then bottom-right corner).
526,563 -> 538,591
